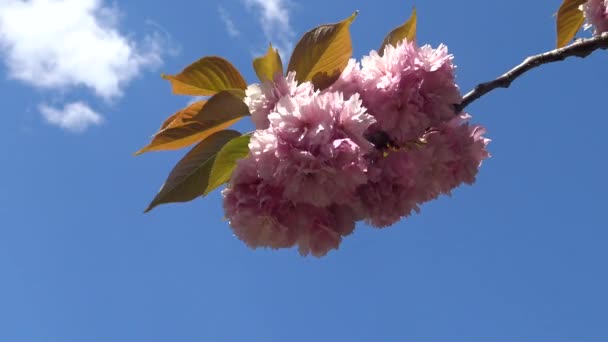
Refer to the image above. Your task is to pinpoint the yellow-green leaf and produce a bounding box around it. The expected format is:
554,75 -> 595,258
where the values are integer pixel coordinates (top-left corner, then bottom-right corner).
253,43 -> 283,82
162,56 -> 247,96
135,91 -> 249,155
205,133 -> 251,195
287,11 -> 358,90
379,7 -> 417,55
556,0 -> 587,48
145,130 -> 241,212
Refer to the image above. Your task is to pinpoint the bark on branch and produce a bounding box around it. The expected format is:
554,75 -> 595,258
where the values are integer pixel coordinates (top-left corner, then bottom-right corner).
456,32 -> 608,112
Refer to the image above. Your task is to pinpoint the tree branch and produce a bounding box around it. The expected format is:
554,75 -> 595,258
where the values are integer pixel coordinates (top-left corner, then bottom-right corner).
456,32 -> 608,112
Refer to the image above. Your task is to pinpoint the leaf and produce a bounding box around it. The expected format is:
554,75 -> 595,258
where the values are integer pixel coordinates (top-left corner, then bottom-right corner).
379,7 -> 417,55
287,11 -> 358,90
135,91 -> 249,155
159,100 -> 207,132
162,56 -> 247,96
205,133 -> 251,195
556,0 -> 587,48
253,43 -> 284,82
145,130 -> 241,212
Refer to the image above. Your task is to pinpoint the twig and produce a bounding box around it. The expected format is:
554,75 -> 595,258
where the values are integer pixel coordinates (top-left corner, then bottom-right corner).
456,32 -> 608,112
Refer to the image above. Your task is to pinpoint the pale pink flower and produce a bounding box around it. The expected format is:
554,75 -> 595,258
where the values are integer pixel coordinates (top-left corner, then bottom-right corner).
248,129 -> 279,181
584,0 -> 608,35
244,72 -> 315,129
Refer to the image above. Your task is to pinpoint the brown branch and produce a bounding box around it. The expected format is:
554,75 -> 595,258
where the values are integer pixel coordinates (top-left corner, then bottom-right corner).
456,32 -> 608,112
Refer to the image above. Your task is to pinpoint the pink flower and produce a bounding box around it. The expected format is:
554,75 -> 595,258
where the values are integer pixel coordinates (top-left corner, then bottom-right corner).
328,58 -> 362,99
224,89 -> 376,256
584,0 -> 608,35
293,204 -> 358,257
244,72 -> 315,129
421,114 -> 491,196
222,158 -> 298,249
223,157 -> 358,257
358,114 -> 490,228
247,129 -> 279,181
357,41 -> 462,145
224,42 -> 491,256
357,149 -> 430,227
258,91 -> 375,207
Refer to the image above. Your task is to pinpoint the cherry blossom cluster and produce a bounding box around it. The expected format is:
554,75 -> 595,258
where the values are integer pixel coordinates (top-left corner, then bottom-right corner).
223,40 -> 490,257
584,0 -> 608,35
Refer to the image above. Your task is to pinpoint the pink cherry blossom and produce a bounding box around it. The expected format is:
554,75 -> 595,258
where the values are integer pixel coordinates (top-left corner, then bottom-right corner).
358,114 -> 489,228
292,204 -> 358,257
328,58 -> 362,99
357,149 -> 430,227
223,156 -> 359,256
222,157 -> 298,250
259,91 -> 375,207
584,0 -> 608,35
224,41 -> 490,256
357,40 -> 462,145
244,72 -> 315,129
421,114 -> 491,196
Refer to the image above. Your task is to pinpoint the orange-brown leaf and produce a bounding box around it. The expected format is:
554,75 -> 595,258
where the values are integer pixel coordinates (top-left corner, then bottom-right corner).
162,56 -> 247,96
159,100 -> 207,131
379,7 -> 417,55
135,91 -> 249,155
556,0 -> 587,48
287,11 -> 357,90
145,130 -> 241,212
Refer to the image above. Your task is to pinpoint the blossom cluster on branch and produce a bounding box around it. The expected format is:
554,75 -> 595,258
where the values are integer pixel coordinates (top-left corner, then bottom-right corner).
138,1 -> 608,257
223,41 -> 490,256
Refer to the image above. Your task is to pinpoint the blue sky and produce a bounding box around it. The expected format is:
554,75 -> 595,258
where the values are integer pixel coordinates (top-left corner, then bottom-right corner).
1,0 -> 607,341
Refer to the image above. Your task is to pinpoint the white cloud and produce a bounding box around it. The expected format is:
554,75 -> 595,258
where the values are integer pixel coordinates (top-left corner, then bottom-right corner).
244,0 -> 294,58
218,6 -> 240,38
39,102 -> 103,133
0,0 -> 163,100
